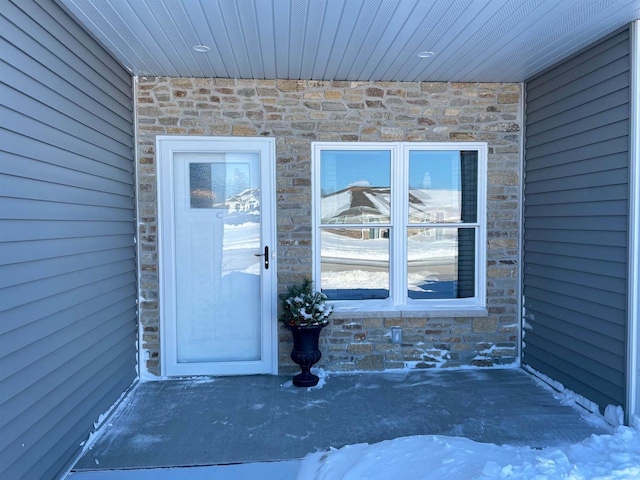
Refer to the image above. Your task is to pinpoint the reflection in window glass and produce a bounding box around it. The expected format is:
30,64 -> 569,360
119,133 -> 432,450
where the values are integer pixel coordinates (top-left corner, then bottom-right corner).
407,228 -> 475,299
320,150 -> 391,224
190,162 -> 252,209
320,228 -> 389,300
408,151 -> 477,224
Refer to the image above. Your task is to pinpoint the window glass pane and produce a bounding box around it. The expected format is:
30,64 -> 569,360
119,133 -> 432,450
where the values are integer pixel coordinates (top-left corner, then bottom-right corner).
321,150 -> 391,224
321,228 -> 389,300
407,227 -> 475,299
190,162 -> 254,209
408,151 -> 477,224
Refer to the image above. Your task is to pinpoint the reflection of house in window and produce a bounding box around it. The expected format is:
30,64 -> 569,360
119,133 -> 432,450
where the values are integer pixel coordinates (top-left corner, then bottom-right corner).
322,186 -> 390,240
224,188 -> 260,213
321,186 -> 390,224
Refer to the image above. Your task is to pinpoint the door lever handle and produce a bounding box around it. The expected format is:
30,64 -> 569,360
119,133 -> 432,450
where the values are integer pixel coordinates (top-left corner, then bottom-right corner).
254,246 -> 269,269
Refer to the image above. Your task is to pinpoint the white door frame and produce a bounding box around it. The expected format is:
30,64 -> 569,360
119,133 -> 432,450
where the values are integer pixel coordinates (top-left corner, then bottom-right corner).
157,136 -> 277,376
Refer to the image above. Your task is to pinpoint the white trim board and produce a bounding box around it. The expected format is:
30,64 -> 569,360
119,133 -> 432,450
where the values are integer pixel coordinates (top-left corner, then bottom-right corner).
626,20 -> 640,422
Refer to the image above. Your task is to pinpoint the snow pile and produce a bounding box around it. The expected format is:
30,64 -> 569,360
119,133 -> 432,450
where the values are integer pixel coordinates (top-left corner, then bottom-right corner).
298,422 -> 640,480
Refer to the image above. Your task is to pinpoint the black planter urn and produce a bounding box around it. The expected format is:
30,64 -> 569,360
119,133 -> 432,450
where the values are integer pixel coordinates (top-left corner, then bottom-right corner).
287,323 -> 326,387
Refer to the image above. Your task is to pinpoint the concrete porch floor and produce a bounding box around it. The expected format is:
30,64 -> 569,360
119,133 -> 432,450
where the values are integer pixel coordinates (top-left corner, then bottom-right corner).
70,369 -> 608,474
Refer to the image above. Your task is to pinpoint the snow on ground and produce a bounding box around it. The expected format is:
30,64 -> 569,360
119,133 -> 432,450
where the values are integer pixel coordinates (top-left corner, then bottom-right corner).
66,425 -> 640,480
297,421 -> 640,480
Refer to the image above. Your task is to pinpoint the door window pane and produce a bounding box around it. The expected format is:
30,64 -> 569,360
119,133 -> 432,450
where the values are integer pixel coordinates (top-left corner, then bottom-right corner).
190,162 -> 253,209
407,227 -> 476,299
320,228 -> 389,300
408,151 -> 478,224
320,150 -> 391,224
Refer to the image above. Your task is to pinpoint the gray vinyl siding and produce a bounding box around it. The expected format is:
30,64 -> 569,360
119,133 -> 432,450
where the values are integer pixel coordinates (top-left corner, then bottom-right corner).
0,0 -> 137,479
523,27 -> 630,411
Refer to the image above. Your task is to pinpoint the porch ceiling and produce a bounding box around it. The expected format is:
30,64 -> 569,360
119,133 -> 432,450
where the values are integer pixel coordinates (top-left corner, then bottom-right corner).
56,0 -> 640,82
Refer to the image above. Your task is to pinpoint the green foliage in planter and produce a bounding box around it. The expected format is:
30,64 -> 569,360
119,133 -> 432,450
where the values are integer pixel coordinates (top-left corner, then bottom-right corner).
279,278 -> 333,327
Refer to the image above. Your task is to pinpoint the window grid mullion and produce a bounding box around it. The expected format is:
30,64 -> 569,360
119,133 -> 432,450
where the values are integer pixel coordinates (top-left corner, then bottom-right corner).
394,144 -> 408,307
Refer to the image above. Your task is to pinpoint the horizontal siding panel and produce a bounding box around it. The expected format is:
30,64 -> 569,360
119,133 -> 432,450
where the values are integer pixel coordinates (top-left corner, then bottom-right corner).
525,153 -> 628,182
525,297 -> 626,341
0,153 -> 134,196
1,64 -> 132,146
0,272 -> 136,335
524,251 -> 627,279
0,107 -> 133,172
0,11 -> 131,117
525,120 -> 628,158
526,30 -> 629,94
1,329 -> 135,478
15,0 -> 132,92
524,274 -> 626,310
525,137 -> 628,168
526,324 -> 625,373
525,200 -> 628,218
524,347 -> 624,407
524,184 -> 628,205
0,220 -> 135,242
0,235 -> 134,264
527,60 -> 629,116
523,216 -> 627,231
1,82 -> 132,158
527,103 -> 629,148
0,259 -> 135,311
526,89 -> 629,138
2,174 -> 134,209
523,337 -> 625,393
0,247 -> 135,288
0,286 -> 135,361
16,358 -> 135,480
524,240 -> 627,263
0,39 -> 131,135
523,285 -> 625,326
0,302 -> 136,402
524,228 -> 627,248
0,198 -> 134,222
524,168 -> 627,194
0,130 -> 135,185
525,263 -> 626,292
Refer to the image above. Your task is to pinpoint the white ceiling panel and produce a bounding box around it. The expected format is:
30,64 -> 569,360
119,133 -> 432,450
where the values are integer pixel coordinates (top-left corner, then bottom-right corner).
56,0 -> 640,82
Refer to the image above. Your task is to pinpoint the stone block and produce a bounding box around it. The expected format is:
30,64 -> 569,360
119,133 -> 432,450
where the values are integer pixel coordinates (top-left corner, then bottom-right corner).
362,318 -> 384,329
380,127 -> 403,140
356,354 -> 385,371
347,343 -> 373,354
421,82 -> 448,93
449,132 -> 476,141
232,125 -> 257,136
277,80 -> 306,91
322,102 -> 347,111
473,317 -> 498,333
497,93 -> 519,104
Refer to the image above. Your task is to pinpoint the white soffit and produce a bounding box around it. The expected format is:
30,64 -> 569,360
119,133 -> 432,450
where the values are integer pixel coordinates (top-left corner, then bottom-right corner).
56,0 -> 640,82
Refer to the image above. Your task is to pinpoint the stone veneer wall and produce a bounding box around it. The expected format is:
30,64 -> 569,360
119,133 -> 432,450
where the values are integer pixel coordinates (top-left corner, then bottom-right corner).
136,78 -> 522,375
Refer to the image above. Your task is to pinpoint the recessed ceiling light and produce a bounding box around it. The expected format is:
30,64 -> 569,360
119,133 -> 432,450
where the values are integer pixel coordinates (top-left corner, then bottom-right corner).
417,51 -> 435,58
192,45 -> 211,53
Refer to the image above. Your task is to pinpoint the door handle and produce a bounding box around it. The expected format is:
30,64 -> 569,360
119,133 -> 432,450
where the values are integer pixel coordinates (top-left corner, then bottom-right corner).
254,246 -> 269,269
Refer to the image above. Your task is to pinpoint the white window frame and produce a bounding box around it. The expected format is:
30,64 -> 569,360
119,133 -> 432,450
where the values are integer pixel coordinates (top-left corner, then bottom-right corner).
312,141 -> 487,314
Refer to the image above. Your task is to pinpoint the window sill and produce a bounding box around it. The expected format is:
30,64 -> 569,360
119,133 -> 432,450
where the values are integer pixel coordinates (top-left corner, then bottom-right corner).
330,305 -> 489,319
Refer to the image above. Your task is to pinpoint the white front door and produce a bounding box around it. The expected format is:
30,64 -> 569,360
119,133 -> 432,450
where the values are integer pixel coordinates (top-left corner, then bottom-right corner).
157,137 -> 277,376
